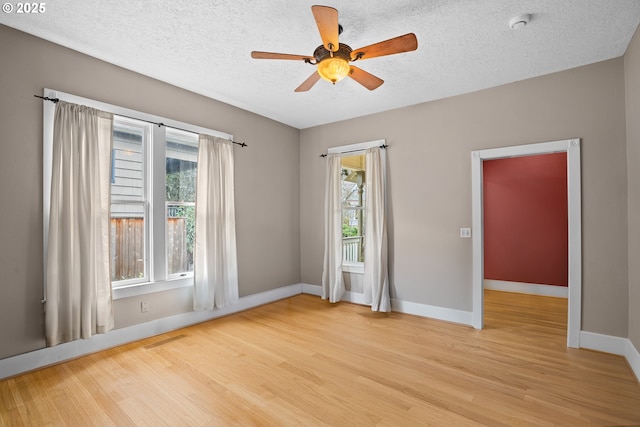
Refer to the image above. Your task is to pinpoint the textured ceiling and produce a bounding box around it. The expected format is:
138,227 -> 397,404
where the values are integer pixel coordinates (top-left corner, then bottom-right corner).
2,0 -> 640,129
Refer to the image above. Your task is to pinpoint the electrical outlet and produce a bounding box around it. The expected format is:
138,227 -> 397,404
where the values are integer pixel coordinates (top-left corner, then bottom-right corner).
141,301 -> 149,313
460,228 -> 471,238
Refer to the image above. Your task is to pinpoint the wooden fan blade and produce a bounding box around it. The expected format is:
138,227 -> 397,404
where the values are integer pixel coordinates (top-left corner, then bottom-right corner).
251,51 -> 314,61
351,33 -> 418,61
295,72 -> 321,92
311,5 -> 339,52
348,66 -> 384,90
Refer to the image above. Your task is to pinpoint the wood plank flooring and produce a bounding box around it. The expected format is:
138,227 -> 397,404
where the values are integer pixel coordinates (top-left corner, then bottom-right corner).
1,291 -> 639,426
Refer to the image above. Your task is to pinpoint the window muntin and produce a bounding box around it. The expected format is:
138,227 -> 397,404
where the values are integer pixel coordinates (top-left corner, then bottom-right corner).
165,129 -> 198,278
341,154 -> 365,263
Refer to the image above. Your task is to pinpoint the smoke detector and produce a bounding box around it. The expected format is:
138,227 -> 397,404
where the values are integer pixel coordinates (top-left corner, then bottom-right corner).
509,14 -> 531,30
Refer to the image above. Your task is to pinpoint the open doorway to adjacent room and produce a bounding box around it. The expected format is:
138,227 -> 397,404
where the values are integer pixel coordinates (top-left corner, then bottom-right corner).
482,153 -> 569,339
471,139 -> 582,347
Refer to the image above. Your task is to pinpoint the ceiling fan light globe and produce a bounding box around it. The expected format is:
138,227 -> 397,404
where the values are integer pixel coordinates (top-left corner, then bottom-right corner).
317,57 -> 350,84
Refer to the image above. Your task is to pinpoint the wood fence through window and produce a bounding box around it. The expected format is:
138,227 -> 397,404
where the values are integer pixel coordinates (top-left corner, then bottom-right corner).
110,218 -> 188,281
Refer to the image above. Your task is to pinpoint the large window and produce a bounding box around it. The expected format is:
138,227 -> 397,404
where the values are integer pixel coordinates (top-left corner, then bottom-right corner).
109,119 -> 201,288
43,88 -> 232,298
341,154 -> 366,263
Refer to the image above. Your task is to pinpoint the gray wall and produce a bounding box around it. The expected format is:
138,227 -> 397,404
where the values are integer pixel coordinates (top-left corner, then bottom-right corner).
0,25 -> 301,359
625,25 -> 640,350
300,58 -> 629,338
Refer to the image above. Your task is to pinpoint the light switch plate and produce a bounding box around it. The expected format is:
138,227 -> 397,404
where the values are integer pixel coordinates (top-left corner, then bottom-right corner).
460,228 -> 471,238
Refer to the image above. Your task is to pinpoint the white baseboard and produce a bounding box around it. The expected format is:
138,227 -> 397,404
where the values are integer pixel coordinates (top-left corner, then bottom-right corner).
300,283 -> 367,305
484,279 -> 568,298
0,283 -> 303,380
391,298 -> 473,326
626,339 -> 640,383
302,283 -> 322,296
579,330 -> 629,354
301,284 -> 473,326
579,331 -> 640,383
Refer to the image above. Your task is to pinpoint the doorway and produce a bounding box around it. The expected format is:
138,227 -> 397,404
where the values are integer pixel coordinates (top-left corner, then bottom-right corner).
471,139 -> 582,348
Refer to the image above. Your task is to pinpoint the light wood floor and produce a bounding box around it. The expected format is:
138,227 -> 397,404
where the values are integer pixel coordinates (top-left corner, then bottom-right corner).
1,291 -> 639,426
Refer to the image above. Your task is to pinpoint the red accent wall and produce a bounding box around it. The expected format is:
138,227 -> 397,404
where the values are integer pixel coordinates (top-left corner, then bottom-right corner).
483,153 -> 568,286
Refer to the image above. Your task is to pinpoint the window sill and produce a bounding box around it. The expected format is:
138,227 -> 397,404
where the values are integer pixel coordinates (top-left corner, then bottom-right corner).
113,276 -> 193,300
343,263 -> 364,274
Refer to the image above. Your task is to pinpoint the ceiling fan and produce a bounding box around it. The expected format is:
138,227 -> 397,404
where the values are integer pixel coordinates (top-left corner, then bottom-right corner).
251,5 -> 418,92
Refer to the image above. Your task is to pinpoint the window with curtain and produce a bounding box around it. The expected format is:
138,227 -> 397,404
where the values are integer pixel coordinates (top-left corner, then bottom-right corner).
322,140 -> 390,311
44,89 -> 238,306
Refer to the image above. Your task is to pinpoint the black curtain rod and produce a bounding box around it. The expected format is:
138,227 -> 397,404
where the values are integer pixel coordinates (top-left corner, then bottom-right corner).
34,95 -> 248,147
320,144 -> 388,158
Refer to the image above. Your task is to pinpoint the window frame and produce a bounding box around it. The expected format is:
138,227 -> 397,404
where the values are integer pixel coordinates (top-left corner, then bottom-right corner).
328,139 -> 385,274
42,89 -> 232,300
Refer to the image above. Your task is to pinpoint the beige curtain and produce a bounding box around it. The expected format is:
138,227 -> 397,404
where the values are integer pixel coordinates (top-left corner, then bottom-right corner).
322,154 -> 344,302
193,135 -> 239,310
363,147 -> 390,311
46,101 -> 114,346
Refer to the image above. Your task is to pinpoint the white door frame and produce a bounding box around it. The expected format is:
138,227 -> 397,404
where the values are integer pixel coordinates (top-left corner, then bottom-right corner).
471,138 -> 582,348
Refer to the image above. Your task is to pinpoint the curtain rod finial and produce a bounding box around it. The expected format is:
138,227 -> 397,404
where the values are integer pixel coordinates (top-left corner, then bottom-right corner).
34,95 -> 59,103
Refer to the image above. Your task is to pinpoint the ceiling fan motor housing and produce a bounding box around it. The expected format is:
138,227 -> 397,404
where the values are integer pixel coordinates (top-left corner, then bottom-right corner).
313,43 -> 353,63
